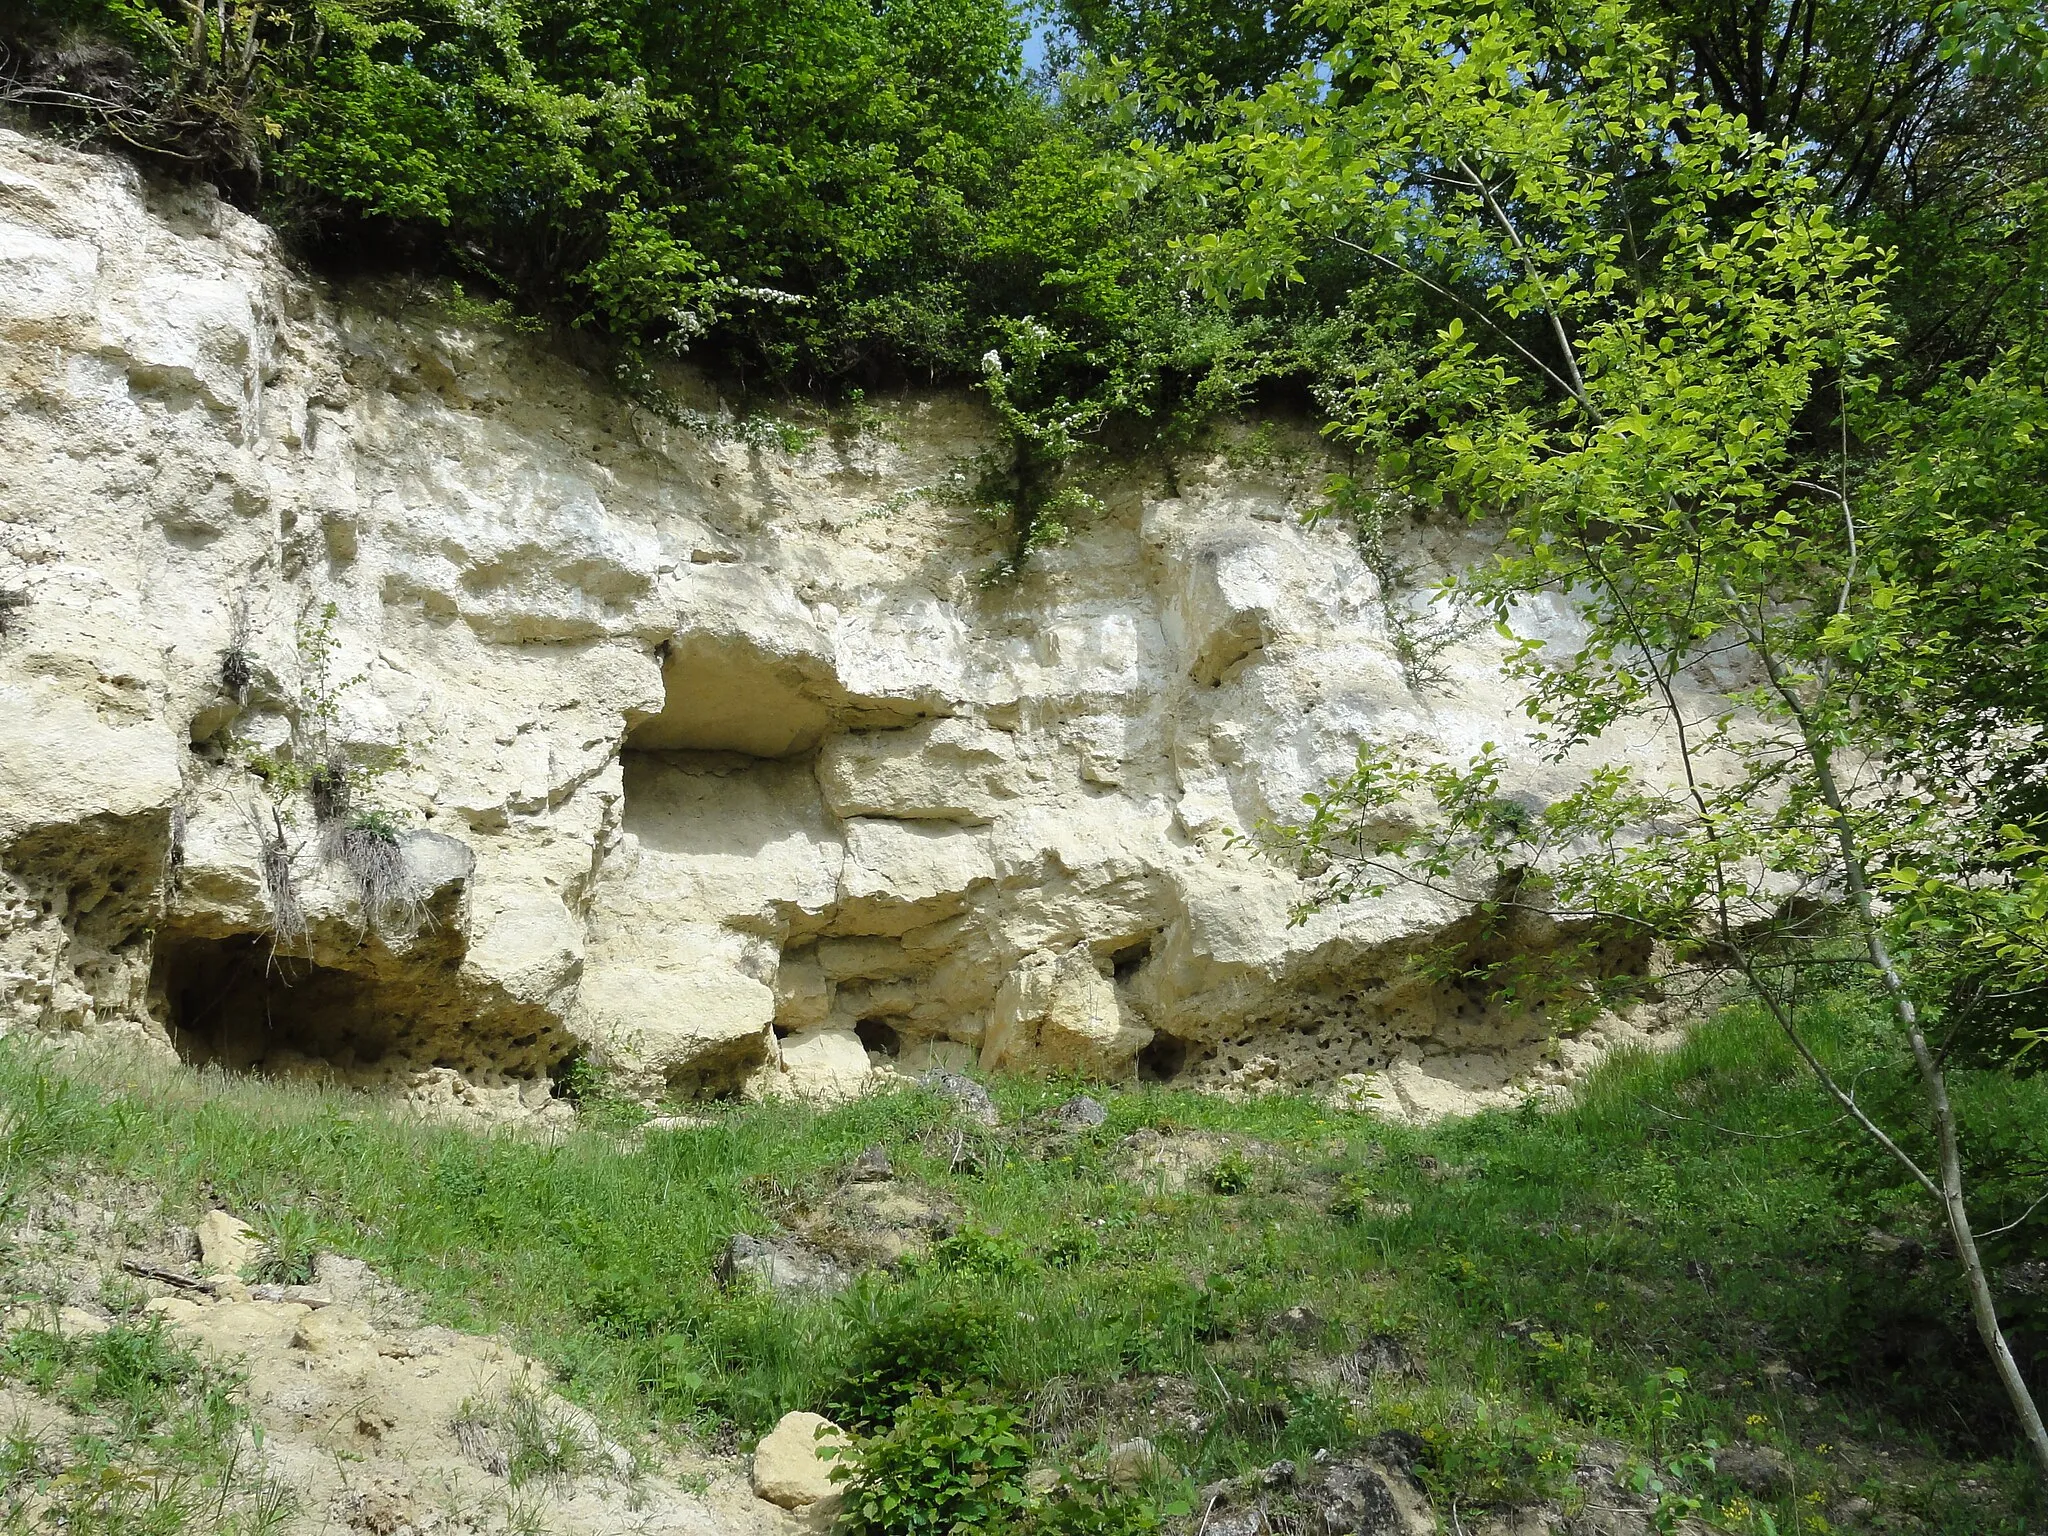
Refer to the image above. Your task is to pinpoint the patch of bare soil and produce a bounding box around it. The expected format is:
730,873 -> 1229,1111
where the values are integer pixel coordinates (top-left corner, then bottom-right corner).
0,1178 -> 792,1536
1112,1128 -> 1286,1194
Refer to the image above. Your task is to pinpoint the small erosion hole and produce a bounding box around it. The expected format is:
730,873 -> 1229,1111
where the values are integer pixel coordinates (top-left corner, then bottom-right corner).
855,1017 -> 903,1057
1111,937 -> 1154,983
1138,1032 -> 1191,1083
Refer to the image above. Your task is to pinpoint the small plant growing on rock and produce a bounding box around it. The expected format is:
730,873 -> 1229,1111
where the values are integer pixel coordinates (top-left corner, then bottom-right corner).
236,602 -> 422,943
453,1377 -> 599,1489
306,759 -> 351,824
0,587 -> 26,639
1329,1170 -> 1378,1223
219,587 -> 256,699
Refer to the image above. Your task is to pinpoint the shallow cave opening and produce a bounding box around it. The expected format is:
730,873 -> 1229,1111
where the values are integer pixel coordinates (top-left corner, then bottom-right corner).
629,633 -> 841,758
153,931 -> 399,1074
855,1017 -> 903,1058
1137,1031 -> 1193,1083
617,632 -> 842,892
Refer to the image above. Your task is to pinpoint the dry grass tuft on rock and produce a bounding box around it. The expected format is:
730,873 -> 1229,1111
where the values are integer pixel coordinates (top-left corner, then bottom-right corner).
218,644 -> 253,698
328,813 -> 421,937
452,1375 -> 608,1489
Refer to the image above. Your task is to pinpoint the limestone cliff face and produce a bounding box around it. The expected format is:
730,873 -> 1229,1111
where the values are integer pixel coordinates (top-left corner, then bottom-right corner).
0,129 -> 1679,1120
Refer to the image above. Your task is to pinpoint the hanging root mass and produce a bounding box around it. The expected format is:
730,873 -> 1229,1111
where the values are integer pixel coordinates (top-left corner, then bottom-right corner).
257,811 -> 305,945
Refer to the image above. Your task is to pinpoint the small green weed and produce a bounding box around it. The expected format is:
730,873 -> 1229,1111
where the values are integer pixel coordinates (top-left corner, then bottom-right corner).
1,1317 -> 210,1432
250,1204 -> 319,1285
829,1288 -> 1000,1430
1413,1403 -> 1580,1507
0,1315 -> 286,1534
453,1377 -> 600,1489
1327,1168 -> 1376,1221
1027,1482 -> 1165,1536
1206,1151 -> 1253,1195
906,1227 -> 1032,1281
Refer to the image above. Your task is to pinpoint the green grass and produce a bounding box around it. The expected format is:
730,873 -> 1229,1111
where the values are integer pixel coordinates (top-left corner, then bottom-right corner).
0,1314 -> 294,1533
1,998 -> 2043,1535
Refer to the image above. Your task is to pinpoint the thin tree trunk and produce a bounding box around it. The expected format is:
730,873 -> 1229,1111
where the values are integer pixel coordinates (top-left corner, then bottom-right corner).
1762,651 -> 2048,1485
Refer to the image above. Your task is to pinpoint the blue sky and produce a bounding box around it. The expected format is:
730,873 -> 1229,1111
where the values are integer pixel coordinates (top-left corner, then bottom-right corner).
1018,4 -> 1071,82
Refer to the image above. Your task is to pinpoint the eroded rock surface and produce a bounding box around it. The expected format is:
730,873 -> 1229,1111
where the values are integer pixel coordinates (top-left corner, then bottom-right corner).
0,128 -> 1692,1118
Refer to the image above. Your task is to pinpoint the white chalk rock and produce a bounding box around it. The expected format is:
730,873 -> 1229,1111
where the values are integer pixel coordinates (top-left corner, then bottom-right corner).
197,1211 -> 261,1277
0,124 -> 1700,1116
752,1410 -> 854,1510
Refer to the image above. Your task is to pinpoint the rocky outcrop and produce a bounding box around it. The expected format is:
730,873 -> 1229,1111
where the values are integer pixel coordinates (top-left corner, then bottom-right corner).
0,128 -> 1686,1118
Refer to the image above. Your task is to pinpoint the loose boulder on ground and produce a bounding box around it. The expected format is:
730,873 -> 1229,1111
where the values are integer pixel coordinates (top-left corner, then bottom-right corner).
715,1233 -> 852,1296
197,1209 -> 261,1276
752,1410 -> 855,1511
1105,1436 -> 1163,1487
1305,1445 -> 1437,1536
850,1144 -> 893,1182
1053,1094 -> 1108,1131
1714,1442 -> 1793,1497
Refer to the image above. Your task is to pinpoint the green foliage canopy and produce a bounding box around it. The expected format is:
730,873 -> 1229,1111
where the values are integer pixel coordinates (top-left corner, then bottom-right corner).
5,0 -> 1031,385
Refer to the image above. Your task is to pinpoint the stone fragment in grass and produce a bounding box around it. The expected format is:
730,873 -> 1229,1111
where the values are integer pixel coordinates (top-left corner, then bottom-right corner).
197,1209 -> 261,1275
291,1304 -> 376,1356
1341,1332 -> 1424,1388
144,1295 -> 207,1324
1105,1436 -> 1162,1487
1712,1442 -> 1793,1497
1052,1094 -> 1107,1131
714,1232 -> 850,1295
1303,1451 -> 1436,1535
1273,1304 -> 1323,1338
0,1304 -> 108,1337
921,1070 -> 1000,1127
850,1144 -> 893,1182
1206,1510 -> 1266,1536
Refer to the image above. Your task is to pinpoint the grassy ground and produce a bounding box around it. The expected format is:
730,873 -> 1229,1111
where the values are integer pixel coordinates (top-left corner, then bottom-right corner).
1,999 -> 2043,1534
0,1307 -> 294,1533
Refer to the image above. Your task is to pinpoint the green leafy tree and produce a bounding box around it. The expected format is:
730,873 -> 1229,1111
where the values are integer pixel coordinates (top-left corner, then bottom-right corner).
2,0 -> 1030,384
1148,0 -> 2048,1483
1053,0 -> 1333,97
